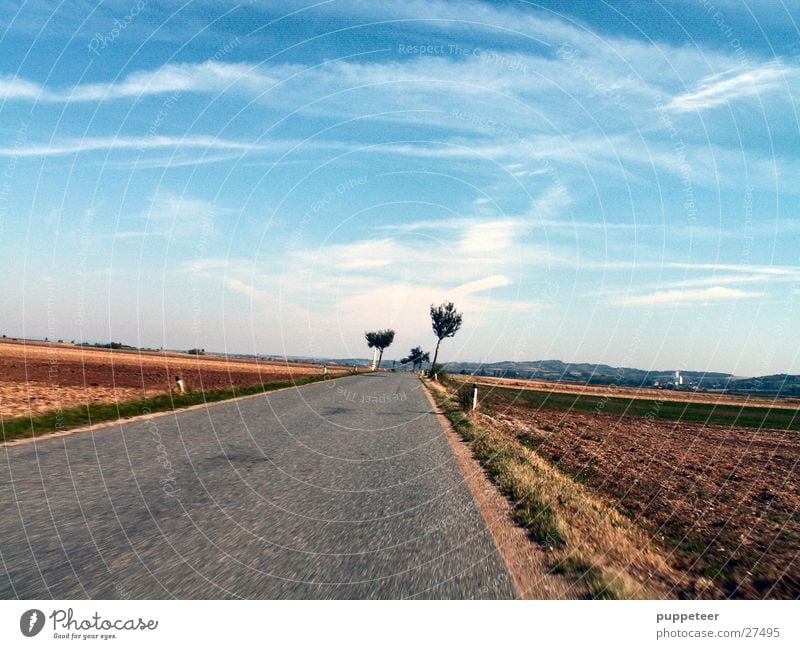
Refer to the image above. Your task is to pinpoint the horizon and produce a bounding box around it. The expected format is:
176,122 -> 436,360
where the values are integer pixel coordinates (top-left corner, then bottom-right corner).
0,334 -> 779,379
2,1 -> 799,376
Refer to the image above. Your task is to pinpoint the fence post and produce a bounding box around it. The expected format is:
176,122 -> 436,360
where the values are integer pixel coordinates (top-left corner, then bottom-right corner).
472,383 -> 478,410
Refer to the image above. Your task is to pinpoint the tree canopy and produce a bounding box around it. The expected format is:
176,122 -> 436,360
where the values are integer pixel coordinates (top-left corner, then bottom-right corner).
401,346 -> 430,371
429,302 -> 463,377
365,329 -> 395,369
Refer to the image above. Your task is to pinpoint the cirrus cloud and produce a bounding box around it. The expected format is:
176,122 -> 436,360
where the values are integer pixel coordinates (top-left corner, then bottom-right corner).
618,286 -> 764,307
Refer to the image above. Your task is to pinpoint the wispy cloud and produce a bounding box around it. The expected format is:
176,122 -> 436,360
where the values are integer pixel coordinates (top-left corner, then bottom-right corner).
660,273 -> 781,289
139,190 -> 223,236
0,134 -> 356,163
531,183 -> 572,219
459,219 -> 518,253
0,54 -> 549,107
367,134 -> 799,192
103,152 -> 252,170
0,135 -> 273,157
586,260 -> 800,275
0,75 -> 42,101
226,279 -> 266,301
667,63 -> 792,112
587,269 -> 799,300
0,61 -> 300,103
323,238 -> 399,270
617,286 -> 764,307
1,45 -> 795,196
204,227 -> 531,347
453,274 -> 513,294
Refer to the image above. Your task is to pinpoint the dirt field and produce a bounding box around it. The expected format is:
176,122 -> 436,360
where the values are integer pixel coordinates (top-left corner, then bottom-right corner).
0,339 -> 349,419
453,374 -> 800,410
485,396 -> 800,598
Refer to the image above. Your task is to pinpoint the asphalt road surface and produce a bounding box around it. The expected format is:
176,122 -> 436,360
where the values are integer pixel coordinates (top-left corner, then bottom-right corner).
0,373 -> 514,599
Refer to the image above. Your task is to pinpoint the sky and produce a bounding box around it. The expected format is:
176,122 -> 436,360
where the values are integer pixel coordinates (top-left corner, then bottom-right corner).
0,0 -> 799,376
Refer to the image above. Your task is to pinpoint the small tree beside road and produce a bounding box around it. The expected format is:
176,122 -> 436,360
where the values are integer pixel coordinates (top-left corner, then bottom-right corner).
365,329 -> 395,369
429,302 -> 463,377
401,346 -> 430,372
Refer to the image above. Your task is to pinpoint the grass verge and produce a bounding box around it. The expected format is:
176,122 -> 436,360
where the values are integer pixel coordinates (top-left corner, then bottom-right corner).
428,378 -> 683,599
1,373 -> 352,443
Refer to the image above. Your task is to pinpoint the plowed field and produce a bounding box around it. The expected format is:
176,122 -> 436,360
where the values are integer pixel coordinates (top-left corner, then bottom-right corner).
484,391 -> 799,598
0,339 -> 347,419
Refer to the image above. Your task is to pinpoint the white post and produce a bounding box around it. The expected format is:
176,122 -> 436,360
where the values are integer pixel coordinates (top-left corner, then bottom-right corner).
371,348 -> 377,370
472,384 -> 478,410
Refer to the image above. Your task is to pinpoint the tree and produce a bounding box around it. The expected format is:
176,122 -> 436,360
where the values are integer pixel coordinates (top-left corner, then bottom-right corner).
365,329 -> 395,369
401,346 -> 430,371
429,302 -> 463,376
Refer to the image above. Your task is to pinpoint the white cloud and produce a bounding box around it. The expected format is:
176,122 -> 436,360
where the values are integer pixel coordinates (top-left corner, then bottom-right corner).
459,220 -> 517,253
316,238 -> 400,270
226,279 -> 266,301
583,260 -> 800,275
0,55 -> 546,108
531,183 -> 573,219
0,75 -> 43,101
139,191 -> 222,236
330,277 -> 532,357
667,63 -> 791,112
0,61 -> 301,103
1,43 -> 795,196
453,274 -> 513,295
0,26 -> 763,133
104,152 -> 252,170
205,227 -> 533,356
587,269 -> 798,300
366,133 -> 797,192
661,262 -> 799,276
660,273 -> 776,289
618,286 -> 764,307
0,135 -> 278,157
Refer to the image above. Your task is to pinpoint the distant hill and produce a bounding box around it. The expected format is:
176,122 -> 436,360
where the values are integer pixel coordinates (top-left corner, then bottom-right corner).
723,374 -> 800,397
205,348 -> 800,398
438,360 -> 800,398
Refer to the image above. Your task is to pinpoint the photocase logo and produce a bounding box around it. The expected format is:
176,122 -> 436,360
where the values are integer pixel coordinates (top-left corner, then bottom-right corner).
20,609 -> 45,637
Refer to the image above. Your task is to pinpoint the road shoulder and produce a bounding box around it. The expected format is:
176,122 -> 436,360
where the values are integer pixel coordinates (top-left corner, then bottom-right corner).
420,380 -> 581,599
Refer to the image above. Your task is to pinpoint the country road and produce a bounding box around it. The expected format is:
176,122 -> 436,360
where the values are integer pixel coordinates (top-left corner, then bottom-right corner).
0,373 -> 514,599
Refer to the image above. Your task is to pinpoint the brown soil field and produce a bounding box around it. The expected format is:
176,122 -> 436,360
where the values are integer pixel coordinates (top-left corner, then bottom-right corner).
0,339 -> 349,419
486,399 -> 799,598
453,374 -> 800,410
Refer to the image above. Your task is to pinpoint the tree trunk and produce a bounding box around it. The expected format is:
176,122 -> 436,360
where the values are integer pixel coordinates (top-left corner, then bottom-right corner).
377,348 -> 384,369
430,338 -> 442,377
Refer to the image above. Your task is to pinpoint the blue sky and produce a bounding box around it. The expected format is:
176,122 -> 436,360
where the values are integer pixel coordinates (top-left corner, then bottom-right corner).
1,0 -> 798,375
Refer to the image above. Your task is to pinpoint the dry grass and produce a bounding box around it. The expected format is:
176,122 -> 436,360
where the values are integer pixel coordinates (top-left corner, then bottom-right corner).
478,411 -> 690,598
486,402 -> 799,598
430,379 -> 688,599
